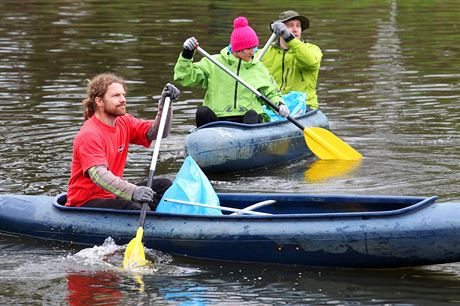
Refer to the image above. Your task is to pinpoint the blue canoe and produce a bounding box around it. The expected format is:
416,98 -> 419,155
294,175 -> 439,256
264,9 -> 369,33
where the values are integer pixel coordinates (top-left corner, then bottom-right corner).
1,192 -> 460,268
184,109 -> 329,173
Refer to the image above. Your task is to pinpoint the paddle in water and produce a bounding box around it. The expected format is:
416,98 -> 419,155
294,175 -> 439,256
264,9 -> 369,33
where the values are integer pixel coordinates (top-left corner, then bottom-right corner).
196,46 -> 362,161
123,97 -> 171,269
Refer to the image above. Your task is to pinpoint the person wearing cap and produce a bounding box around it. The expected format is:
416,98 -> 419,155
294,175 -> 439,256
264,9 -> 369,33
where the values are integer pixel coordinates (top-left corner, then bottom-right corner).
174,16 -> 290,127
259,10 -> 323,110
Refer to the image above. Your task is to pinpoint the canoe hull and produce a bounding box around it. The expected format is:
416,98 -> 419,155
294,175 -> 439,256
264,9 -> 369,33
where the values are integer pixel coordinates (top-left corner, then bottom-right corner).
184,109 -> 329,173
1,193 -> 460,268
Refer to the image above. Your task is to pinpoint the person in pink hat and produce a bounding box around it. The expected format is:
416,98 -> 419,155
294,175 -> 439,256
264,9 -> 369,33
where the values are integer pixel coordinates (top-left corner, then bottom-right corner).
174,16 -> 290,127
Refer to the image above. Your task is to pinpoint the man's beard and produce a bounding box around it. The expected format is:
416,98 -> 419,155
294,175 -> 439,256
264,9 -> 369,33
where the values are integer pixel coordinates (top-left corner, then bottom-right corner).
104,104 -> 126,117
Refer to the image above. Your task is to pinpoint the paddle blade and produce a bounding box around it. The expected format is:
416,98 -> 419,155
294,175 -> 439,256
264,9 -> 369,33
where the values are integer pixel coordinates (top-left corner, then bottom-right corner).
123,227 -> 149,269
304,127 -> 363,160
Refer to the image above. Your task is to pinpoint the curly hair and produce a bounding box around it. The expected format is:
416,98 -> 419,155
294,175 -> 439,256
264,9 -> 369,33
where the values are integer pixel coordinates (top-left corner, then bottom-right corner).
82,73 -> 127,120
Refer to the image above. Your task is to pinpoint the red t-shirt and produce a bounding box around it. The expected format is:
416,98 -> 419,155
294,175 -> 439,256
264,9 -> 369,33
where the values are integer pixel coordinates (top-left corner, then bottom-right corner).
66,114 -> 152,207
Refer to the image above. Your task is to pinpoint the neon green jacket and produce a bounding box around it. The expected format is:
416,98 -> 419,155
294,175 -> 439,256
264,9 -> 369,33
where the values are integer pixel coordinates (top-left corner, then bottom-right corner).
259,38 -> 322,109
174,47 -> 284,120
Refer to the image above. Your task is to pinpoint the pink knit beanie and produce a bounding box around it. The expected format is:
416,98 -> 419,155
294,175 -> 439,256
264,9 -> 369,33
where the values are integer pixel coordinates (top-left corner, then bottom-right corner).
230,16 -> 259,52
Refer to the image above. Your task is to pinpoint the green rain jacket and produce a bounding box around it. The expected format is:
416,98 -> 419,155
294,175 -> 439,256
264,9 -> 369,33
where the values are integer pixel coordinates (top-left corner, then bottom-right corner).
260,38 -> 322,109
174,47 -> 284,120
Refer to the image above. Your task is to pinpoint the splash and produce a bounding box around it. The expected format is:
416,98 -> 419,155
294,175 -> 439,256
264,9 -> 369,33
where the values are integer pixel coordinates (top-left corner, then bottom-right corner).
69,237 -> 181,275
72,237 -> 124,267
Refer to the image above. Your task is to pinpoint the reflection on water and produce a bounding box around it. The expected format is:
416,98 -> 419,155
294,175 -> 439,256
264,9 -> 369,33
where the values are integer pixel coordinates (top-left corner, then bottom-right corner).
1,0 -> 459,304
145,259 -> 460,305
66,272 -> 124,306
1,229 -> 460,304
304,159 -> 362,183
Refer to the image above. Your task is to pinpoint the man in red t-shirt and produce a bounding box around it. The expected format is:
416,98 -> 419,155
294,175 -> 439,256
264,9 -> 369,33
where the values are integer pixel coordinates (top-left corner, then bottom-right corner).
66,73 -> 180,210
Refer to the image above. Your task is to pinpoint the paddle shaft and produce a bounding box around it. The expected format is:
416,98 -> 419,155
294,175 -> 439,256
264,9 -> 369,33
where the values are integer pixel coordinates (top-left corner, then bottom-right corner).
164,198 -> 272,216
256,33 -> 277,61
196,46 -> 305,131
137,97 -> 171,228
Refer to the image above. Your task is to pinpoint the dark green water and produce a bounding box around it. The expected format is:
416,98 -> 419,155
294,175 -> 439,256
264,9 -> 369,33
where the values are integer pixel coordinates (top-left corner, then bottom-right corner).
1,0 -> 459,304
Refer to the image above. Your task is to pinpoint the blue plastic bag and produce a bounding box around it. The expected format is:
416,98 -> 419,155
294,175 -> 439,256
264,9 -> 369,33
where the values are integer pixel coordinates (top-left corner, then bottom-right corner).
156,156 -> 222,215
263,91 -> 307,122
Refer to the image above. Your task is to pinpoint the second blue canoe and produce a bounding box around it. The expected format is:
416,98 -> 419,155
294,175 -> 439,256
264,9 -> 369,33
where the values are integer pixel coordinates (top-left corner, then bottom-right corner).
184,109 -> 329,173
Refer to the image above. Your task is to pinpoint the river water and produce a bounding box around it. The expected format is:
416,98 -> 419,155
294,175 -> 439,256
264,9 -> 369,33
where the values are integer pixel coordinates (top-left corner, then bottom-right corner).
1,0 -> 459,304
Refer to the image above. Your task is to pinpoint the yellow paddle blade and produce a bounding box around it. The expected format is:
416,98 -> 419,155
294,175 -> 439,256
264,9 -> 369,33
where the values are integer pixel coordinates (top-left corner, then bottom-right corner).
304,127 -> 363,160
123,227 -> 149,269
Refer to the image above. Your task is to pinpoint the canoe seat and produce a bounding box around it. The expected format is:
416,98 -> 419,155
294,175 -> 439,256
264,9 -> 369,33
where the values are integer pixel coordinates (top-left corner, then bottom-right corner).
230,200 -> 277,215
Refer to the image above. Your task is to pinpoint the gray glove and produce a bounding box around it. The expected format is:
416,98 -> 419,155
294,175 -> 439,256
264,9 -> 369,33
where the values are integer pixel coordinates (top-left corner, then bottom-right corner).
132,186 -> 155,203
271,21 -> 292,40
277,104 -> 290,118
160,83 -> 180,104
183,37 -> 199,51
